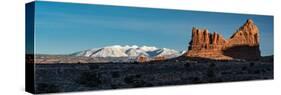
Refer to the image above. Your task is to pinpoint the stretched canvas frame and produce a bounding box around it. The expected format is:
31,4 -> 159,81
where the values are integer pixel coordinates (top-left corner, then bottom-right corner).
26,1 -> 274,94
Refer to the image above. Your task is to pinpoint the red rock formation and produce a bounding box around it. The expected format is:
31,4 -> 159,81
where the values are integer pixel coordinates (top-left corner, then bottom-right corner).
185,19 -> 261,60
137,55 -> 148,63
154,56 -> 165,61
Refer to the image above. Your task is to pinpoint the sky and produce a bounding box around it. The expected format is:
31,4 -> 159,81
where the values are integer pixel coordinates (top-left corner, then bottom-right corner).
33,1 -> 273,56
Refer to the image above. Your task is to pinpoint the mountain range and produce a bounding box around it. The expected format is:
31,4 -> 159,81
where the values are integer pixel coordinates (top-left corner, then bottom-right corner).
71,45 -> 183,62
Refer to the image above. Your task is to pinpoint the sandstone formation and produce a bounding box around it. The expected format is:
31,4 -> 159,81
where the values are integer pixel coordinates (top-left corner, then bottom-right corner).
136,55 -> 148,63
185,19 -> 261,60
154,56 -> 165,61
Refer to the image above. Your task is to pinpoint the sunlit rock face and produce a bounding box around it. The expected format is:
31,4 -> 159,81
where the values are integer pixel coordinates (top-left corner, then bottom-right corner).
185,19 -> 261,60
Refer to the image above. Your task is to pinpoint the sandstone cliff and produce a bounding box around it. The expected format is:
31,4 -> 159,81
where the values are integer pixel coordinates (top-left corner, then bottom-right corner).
185,19 -> 261,60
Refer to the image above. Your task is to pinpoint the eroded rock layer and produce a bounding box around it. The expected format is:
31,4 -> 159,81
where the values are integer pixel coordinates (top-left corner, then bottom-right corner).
185,19 -> 261,60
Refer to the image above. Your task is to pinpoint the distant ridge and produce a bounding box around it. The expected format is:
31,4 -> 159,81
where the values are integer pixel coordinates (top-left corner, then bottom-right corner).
72,45 -> 182,62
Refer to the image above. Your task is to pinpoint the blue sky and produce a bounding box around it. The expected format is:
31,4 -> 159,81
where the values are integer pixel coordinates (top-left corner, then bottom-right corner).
33,1 -> 273,56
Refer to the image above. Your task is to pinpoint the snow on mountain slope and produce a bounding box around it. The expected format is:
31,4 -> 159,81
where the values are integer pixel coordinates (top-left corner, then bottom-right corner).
152,48 -> 179,58
72,45 -> 181,59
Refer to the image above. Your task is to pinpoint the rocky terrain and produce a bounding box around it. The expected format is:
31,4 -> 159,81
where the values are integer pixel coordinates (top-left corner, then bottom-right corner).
185,19 -> 260,60
32,55 -> 135,63
33,57 -> 273,93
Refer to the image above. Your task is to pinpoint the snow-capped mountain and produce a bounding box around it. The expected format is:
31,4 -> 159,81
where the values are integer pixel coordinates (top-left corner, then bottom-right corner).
71,45 -> 181,60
